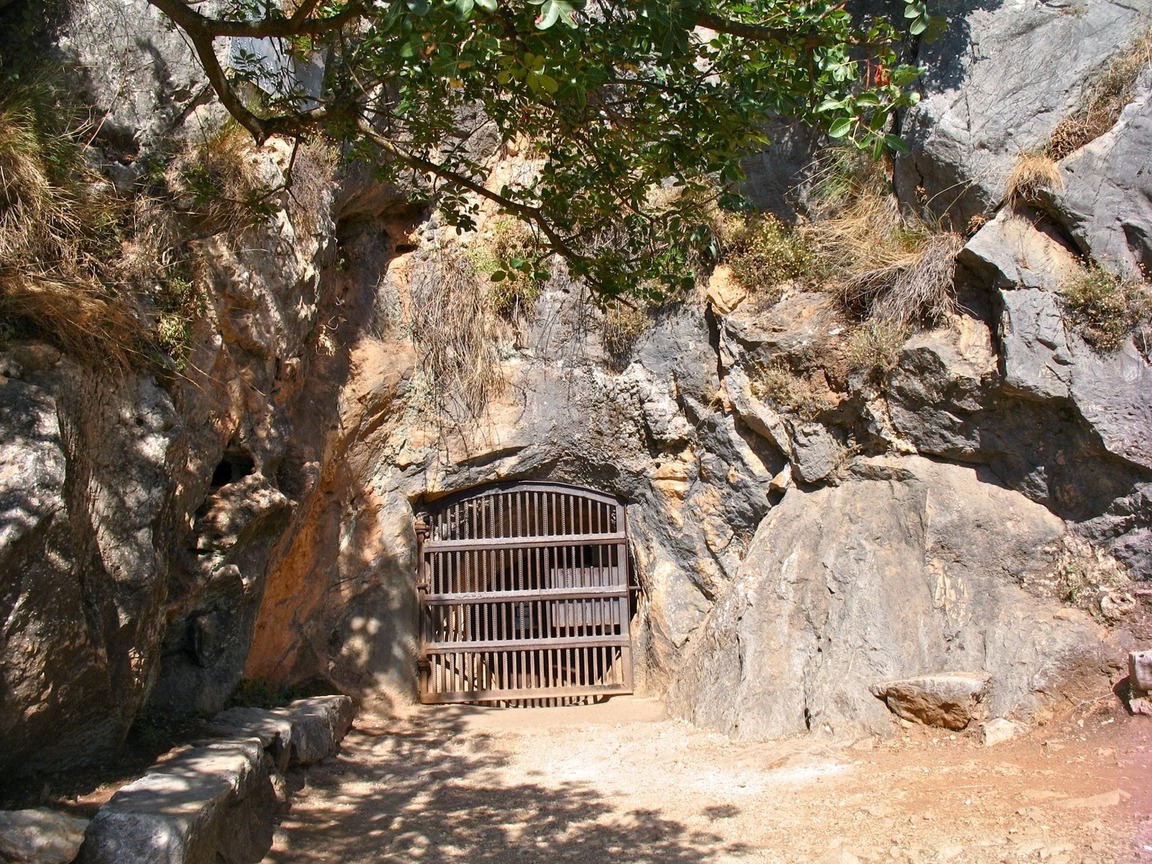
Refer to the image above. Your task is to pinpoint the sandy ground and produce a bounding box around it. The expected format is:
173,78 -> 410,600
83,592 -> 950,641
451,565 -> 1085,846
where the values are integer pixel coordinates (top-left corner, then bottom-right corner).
265,696 -> 1152,864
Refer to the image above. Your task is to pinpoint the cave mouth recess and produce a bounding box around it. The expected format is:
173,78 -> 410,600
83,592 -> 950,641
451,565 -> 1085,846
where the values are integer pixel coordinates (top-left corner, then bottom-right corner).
415,482 -> 634,705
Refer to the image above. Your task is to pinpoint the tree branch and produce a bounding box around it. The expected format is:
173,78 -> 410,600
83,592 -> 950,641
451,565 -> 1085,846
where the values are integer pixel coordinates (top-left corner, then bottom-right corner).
147,0 -> 365,39
692,10 -> 829,48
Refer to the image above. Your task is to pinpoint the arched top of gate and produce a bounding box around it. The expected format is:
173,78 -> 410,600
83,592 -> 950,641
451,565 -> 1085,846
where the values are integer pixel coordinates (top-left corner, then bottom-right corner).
420,482 -> 625,543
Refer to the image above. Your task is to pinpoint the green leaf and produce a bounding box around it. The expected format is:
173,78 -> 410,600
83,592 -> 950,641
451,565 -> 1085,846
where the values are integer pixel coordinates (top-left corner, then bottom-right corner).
828,117 -> 853,138
475,0 -> 497,11
884,133 -> 911,154
536,0 -> 560,28
490,270 -> 507,282
909,17 -> 928,35
405,0 -> 429,14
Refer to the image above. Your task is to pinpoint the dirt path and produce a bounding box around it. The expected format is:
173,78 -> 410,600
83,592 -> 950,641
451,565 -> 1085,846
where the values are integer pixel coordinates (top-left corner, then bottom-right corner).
266,696 -> 1152,864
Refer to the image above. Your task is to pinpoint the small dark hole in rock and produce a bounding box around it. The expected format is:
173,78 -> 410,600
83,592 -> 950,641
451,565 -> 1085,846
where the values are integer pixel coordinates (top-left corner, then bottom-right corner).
209,448 -> 256,491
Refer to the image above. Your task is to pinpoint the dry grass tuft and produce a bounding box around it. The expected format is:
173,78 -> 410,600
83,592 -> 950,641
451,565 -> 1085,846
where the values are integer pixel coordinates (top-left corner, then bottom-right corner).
826,193 -> 963,329
1,274 -> 143,367
0,83 -> 146,368
1047,28 -> 1152,160
601,300 -> 650,366
1004,152 -> 1064,205
409,244 -> 507,416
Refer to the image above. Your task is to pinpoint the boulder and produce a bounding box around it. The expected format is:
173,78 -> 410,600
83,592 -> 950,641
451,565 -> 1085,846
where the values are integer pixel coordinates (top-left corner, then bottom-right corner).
1054,78 -> 1152,278
871,675 -> 986,731
982,718 -> 1023,747
667,456 -> 1111,739
960,211 -> 1081,295
0,809 -> 89,864
1131,650 -> 1152,693
0,365 -> 182,779
790,422 -> 842,484
895,0 -> 1152,224
78,739 -> 276,864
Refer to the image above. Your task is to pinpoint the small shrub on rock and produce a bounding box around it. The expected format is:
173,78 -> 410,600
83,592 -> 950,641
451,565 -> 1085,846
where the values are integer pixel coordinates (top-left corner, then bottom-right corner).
843,320 -> 910,383
474,218 -> 546,320
167,120 -> 278,235
749,360 -> 835,419
1061,264 -> 1152,350
725,215 -> 820,300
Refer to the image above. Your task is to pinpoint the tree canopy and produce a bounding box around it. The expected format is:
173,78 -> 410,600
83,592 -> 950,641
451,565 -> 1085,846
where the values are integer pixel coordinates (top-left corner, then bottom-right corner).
148,0 -> 929,298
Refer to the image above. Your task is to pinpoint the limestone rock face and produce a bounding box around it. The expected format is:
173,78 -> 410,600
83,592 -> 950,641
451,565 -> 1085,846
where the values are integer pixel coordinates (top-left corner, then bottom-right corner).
60,0 -> 208,149
895,0 -> 1152,224
0,360 -> 182,778
952,209 -> 1152,578
666,457 -> 1111,739
1054,78 -> 1152,278
4,0 -> 1152,775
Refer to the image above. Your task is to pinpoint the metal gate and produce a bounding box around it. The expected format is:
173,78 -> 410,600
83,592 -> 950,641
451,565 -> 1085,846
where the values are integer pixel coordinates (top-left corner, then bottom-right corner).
415,482 -> 633,704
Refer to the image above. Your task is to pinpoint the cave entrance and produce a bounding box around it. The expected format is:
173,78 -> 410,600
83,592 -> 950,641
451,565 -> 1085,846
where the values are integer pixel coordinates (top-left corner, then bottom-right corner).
415,482 -> 633,705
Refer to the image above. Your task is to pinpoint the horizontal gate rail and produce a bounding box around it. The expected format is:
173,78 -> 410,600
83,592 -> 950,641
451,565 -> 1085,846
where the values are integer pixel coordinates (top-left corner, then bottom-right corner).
423,683 -> 631,705
422,586 -> 627,604
422,532 -> 627,551
416,482 -> 633,704
423,635 -> 630,652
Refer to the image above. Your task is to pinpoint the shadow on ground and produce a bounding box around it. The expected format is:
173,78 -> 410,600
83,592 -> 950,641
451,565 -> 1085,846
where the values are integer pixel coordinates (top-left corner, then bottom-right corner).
267,706 -> 750,864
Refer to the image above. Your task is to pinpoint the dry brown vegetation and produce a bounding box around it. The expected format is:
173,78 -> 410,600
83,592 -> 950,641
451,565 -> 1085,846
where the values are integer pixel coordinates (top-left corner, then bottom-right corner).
0,78 -> 333,372
749,359 -> 836,419
601,300 -> 651,366
409,243 -> 508,416
166,120 -> 279,237
1003,151 -> 1064,205
0,81 -> 145,367
1046,28 -> 1152,160
721,148 -> 963,334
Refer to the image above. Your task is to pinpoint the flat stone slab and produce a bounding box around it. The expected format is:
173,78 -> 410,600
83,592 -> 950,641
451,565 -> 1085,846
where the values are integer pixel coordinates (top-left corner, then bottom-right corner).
0,808 -> 89,864
78,739 -> 275,864
210,707 -> 296,774
270,695 -> 355,765
872,675 -> 987,731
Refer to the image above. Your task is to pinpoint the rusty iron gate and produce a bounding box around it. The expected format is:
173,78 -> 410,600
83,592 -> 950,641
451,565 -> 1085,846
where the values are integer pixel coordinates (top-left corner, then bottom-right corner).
415,482 -> 633,704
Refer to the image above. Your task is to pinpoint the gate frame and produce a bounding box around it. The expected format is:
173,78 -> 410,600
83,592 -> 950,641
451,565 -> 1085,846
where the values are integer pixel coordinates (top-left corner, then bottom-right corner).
414,481 -> 634,704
